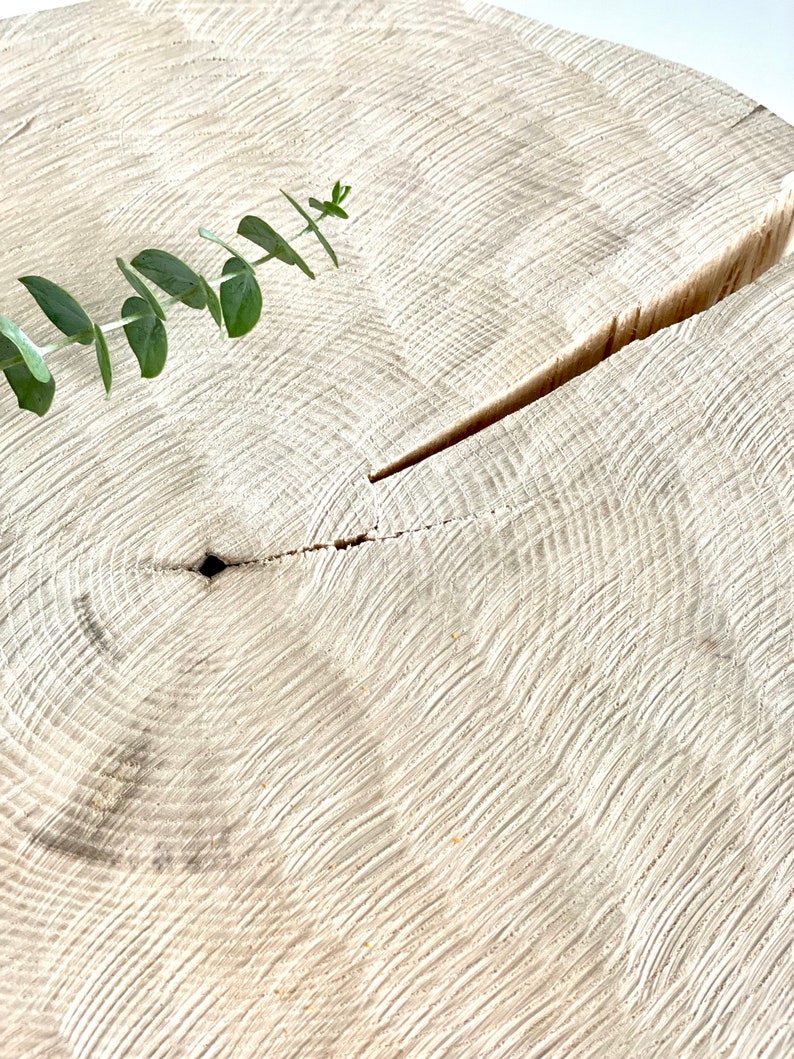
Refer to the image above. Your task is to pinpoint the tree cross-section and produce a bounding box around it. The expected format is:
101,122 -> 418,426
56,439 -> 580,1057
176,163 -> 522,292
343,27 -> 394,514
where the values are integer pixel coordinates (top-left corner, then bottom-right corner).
0,0 -> 792,1056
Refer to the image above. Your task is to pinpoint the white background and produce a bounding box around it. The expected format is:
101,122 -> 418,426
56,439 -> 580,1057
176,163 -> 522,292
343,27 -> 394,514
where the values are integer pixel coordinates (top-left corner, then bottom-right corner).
498,0 -> 794,125
0,0 -> 792,125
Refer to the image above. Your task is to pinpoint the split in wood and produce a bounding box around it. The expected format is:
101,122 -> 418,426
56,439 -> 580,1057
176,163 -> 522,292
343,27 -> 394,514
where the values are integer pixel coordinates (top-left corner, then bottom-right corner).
181,510 -> 514,578
190,533 -> 377,577
369,174 -> 794,484
197,554 -> 228,578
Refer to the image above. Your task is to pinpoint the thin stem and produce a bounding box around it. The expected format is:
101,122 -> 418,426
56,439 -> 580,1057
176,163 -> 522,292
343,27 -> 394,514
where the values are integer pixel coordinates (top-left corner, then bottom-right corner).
37,218 -> 323,356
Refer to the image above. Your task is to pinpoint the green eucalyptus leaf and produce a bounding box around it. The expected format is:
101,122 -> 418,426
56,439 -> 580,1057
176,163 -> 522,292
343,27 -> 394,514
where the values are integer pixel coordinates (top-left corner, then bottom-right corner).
2,359 -> 55,415
93,324 -> 112,397
279,191 -> 337,268
220,257 -> 262,338
308,196 -> 348,219
236,215 -> 290,264
130,249 -> 206,310
18,275 -> 93,344
116,258 -> 166,321
237,214 -> 315,279
0,331 -> 23,370
0,314 -> 51,383
332,180 -> 342,203
198,228 -> 254,272
198,275 -> 223,334
121,296 -> 168,377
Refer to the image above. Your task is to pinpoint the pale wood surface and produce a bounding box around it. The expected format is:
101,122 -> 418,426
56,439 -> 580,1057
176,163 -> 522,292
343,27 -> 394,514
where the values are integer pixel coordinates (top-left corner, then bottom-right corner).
1,0 -> 793,1056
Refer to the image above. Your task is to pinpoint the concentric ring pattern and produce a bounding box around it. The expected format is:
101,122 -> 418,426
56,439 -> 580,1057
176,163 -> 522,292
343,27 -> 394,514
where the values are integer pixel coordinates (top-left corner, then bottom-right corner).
0,0 -> 792,1055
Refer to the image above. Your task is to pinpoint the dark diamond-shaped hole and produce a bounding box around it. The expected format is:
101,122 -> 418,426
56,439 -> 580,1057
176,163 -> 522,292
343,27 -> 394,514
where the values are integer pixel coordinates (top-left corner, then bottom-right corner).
197,553 -> 227,579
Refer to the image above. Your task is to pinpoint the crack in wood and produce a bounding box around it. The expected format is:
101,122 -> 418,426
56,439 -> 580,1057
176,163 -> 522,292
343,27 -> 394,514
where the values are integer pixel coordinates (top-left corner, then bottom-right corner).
166,532 -> 381,577
159,178 -> 794,579
255,508 -> 507,563
166,507 -> 514,577
368,175 -> 794,483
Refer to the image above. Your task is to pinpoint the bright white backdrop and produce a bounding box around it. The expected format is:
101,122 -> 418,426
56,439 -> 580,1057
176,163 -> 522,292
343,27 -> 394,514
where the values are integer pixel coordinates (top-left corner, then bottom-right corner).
0,0 -> 791,124
498,0 -> 794,125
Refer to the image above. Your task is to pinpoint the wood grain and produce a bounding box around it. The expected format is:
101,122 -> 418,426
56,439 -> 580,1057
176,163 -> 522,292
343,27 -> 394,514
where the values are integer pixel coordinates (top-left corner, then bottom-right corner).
0,0 -> 792,1055
370,176 -> 794,480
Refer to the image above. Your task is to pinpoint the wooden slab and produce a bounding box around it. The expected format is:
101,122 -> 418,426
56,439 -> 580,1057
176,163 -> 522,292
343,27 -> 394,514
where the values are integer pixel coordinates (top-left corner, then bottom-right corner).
1,0 -> 792,1055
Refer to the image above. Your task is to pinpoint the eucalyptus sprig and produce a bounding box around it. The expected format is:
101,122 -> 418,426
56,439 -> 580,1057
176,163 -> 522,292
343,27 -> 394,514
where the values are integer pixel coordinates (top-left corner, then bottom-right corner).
0,180 -> 352,416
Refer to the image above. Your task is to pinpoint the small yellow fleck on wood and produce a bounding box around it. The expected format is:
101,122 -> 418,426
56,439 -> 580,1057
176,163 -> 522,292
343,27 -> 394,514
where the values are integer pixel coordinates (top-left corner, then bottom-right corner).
451,633 -> 457,640
262,783 -> 267,788
361,686 -> 368,692
328,863 -> 336,870
364,942 -> 371,948
453,836 -> 462,844
305,1005 -> 312,1011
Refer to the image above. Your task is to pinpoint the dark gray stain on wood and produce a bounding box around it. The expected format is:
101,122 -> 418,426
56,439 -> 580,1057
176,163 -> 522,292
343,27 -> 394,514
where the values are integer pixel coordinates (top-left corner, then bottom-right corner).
25,738 -> 270,875
73,593 -> 118,658
28,740 -> 149,866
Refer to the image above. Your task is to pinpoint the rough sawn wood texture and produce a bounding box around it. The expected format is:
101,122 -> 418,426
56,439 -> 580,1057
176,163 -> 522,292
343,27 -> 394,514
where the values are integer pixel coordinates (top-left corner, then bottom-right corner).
0,0 -> 793,1056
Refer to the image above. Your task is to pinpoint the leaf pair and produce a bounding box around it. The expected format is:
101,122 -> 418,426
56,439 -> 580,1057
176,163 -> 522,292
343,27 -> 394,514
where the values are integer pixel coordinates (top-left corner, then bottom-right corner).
18,274 -> 109,407
127,240 -> 262,345
308,180 -> 352,220
331,180 -> 351,206
116,257 -> 172,378
130,248 -> 225,345
280,192 -> 341,267
197,229 -> 260,338
1,277 -> 88,413
200,214 -> 317,339
0,314 -> 54,415
208,212 -> 319,339
18,261 -> 172,394
216,196 -> 338,337
203,182 -> 352,338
